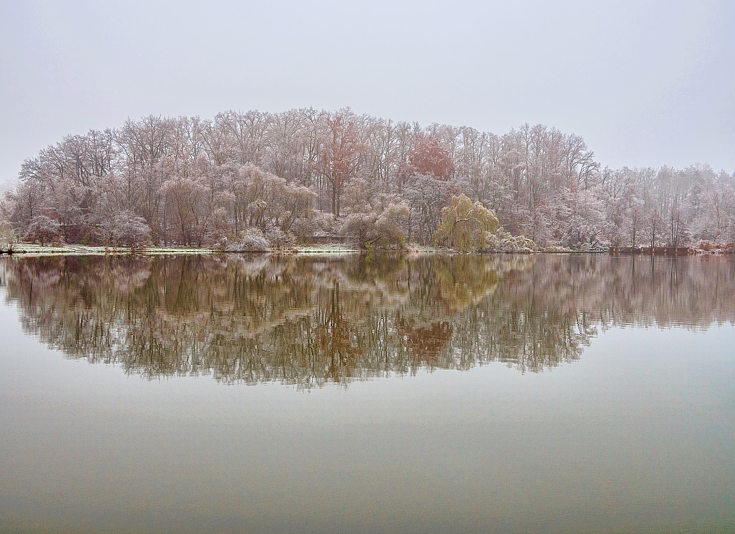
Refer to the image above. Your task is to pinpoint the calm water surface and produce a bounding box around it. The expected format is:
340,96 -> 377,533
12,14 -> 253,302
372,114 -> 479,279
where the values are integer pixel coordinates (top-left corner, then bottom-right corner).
1,254 -> 734,533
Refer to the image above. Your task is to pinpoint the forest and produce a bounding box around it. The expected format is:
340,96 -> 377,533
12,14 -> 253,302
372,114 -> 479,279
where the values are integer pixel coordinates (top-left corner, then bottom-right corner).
2,108 -> 734,251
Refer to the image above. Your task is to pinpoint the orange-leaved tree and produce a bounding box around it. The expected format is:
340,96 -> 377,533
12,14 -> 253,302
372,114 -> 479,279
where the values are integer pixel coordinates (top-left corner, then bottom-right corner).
318,114 -> 364,217
404,133 -> 455,181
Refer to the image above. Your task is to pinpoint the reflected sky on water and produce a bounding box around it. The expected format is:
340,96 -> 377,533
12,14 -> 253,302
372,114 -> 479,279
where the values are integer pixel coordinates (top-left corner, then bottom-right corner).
1,254 -> 734,533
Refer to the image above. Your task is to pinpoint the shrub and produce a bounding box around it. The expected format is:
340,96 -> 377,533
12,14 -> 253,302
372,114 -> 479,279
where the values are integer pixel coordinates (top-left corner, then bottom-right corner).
25,215 -> 63,246
226,227 -> 270,252
484,229 -> 539,253
99,210 -> 152,249
265,227 -> 296,249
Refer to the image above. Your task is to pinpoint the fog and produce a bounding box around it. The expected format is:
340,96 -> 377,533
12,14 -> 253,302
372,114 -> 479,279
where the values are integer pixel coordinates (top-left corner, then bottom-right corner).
1,0 -> 734,190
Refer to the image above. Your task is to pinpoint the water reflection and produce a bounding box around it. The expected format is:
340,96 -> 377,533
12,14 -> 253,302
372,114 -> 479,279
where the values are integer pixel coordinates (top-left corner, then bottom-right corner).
3,254 -> 734,385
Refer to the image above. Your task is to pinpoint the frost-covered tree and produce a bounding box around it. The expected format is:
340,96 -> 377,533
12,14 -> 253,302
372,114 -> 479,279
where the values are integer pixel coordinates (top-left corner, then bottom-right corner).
25,215 -> 62,245
318,114 -> 364,216
99,210 -> 152,248
3,108 -> 733,249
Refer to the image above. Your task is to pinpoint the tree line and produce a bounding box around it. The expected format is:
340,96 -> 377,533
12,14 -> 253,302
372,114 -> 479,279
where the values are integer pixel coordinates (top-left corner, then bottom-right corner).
2,108 -> 734,249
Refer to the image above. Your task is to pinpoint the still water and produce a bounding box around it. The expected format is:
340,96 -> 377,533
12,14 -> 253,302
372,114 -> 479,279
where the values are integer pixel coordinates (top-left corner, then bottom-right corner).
1,254 -> 734,533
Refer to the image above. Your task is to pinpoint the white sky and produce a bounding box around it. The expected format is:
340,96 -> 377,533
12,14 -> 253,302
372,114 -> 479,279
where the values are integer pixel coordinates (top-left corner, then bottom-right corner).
1,0 -> 733,191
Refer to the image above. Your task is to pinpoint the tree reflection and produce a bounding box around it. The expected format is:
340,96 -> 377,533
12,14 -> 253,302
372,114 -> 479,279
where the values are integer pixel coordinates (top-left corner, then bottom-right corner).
3,254 -> 734,385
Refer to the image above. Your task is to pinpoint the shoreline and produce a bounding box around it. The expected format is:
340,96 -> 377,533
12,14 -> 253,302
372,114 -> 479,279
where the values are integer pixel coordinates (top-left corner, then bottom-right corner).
1,243 -> 732,257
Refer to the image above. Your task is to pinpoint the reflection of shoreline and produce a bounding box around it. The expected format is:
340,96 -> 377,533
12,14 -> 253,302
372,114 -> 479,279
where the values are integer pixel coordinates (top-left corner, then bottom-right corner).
3,255 -> 734,386
9,242 -> 735,257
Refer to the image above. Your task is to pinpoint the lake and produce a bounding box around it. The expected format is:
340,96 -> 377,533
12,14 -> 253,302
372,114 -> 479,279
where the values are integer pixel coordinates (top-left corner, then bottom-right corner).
1,253 -> 734,533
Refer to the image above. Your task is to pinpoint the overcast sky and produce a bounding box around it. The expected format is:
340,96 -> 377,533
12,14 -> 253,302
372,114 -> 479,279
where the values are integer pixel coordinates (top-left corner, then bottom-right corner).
1,0 -> 733,191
